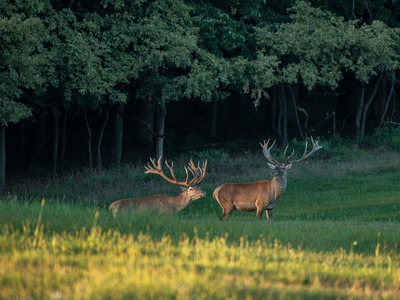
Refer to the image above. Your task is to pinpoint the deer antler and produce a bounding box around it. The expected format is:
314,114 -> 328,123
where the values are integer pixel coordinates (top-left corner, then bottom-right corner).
187,159 -> 208,186
261,137 -> 322,165
144,157 -> 207,187
285,136 -> 322,164
260,139 -> 280,165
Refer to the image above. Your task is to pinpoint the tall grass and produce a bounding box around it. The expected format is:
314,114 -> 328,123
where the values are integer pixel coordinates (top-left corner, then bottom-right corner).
1,218 -> 399,299
1,144 -> 400,299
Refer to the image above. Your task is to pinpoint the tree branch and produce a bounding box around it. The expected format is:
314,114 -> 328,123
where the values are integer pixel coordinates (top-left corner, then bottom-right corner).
110,107 -> 165,138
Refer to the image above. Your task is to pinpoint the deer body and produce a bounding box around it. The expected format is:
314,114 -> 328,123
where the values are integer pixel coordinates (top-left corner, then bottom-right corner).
214,137 -> 321,220
109,187 -> 205,217
109,158 -> 207,218
214,165 -> 289,220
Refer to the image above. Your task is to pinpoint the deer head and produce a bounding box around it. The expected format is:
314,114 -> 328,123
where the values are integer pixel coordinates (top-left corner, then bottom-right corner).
260,137 -> 322,178
144,157 -> 208,200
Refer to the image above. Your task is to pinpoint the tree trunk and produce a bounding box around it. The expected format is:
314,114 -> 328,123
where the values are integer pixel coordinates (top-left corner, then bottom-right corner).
376,73 -> 387,120
211,96 -> 218,141
379,72 -> 396,127
0,125 -> 5,193
136,96 -> 155,148
96,110 -> 109,172
279,85 -> 288,146
276,88 -> 282,143
19,120 -> 26,169
264,86 -> 278,131
156,103 -> 166,159
51,107 -> 59,178
30,114 -> 46,168
289,84 -> 304,140
60,108 -> 68,166
360,74 -> 383,138
110,103 -> 124,166
355,82 -> 365,139
84,111 -> 93,172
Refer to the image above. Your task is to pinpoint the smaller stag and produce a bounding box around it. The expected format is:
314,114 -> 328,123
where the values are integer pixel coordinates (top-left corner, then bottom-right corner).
109,157 -> 207,217
213,137 -> 321,220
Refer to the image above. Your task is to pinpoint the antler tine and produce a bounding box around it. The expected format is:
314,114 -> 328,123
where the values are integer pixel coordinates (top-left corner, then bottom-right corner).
144,157 -> 190,187
284,148 -> 296,163
144,157 -> 208,187
281,145 -> 292,162
144,157 -> 161,173
286,137 -> 322,164
183,166 -> 190,186
282,141 -> 306,164
187,160 -> 197,175
260,139 -> 280,165
165,160 -> 179,182
196,159 -> 207,185
185,159 -> 199,186
186,159 -> 207,186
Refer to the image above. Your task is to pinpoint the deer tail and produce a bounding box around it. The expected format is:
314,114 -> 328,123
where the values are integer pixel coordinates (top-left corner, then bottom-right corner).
212,186 -> 220,200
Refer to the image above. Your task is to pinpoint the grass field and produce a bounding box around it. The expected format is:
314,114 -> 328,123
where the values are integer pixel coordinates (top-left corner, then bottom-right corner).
1,144 -> 400,299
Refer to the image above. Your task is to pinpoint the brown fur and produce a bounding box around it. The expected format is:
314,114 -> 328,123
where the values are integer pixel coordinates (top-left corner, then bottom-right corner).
109,187 -> 205,217
213,164 -> 289,220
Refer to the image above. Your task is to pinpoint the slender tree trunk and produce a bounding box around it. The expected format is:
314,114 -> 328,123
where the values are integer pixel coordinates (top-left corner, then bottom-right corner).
376,73 -> 387,120
30,114 -> 46,168
268,86 -> 278,131
156,103 -> 166,159
360,74 -> 383,138
110,103 -> 124,166
211,96 -> 218,140
84,111 -> 93,172
60,108 -> 68,165
51,107 -> 59,178
289,84 -> 304,140
379,72 -> 396,127
279,85 -> 288,146
0,125 -> 5,193
96,110 -> 109,172
136,96 -> 155,148
355,82 -> 365,139
277,87 -> 283,143
19,120 -> 25,169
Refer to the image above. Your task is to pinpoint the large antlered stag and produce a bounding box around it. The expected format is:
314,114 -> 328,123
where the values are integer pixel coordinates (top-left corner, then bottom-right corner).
109,158 -> 207,217
213,137 -> 322,220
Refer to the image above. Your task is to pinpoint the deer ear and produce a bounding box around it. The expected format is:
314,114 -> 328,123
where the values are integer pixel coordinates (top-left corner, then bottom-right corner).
267,162 -> 276,169
180,186 -> 189,192
285,163 -> 292,170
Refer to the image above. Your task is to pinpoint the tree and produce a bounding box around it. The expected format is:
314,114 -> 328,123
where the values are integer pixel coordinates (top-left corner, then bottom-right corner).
0,1 -> 50,190
255,1 -> 399,140
340,20 -> 399,138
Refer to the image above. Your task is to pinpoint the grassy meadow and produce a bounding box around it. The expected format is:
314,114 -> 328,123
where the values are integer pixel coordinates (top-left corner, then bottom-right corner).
1,142 -> 400,299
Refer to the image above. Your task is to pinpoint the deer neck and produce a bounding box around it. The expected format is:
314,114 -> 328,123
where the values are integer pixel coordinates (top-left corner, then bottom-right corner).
271,172 -> 288,196
168,191 -> 191,211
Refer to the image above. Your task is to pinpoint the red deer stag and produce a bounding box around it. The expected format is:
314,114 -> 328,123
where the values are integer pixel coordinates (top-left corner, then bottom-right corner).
109,157 -> 207,217
213,137 -> 321,220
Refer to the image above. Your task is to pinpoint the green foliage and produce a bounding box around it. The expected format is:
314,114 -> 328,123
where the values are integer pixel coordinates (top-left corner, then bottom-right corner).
190,148 -> 230,162
255,1 -> 400,91
0,11 -> 49,125
360,125 -> 400,151
390,132 -> 400,150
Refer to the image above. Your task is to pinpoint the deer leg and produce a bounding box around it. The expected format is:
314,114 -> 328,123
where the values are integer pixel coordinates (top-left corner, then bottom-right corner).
256,206 -> 264,220
266,209 -> 273,220
220,205 -> 233,221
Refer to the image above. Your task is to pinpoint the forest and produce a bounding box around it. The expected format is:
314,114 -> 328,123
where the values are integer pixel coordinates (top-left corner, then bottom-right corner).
1,0 -> 400,191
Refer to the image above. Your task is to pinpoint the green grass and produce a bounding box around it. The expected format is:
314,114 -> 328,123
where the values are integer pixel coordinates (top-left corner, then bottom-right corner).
1,146 -> 400,299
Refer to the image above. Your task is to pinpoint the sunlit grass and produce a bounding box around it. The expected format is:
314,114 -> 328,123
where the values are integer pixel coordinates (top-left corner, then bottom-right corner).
1,146 -> 400,299
1,220 -> 399,299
